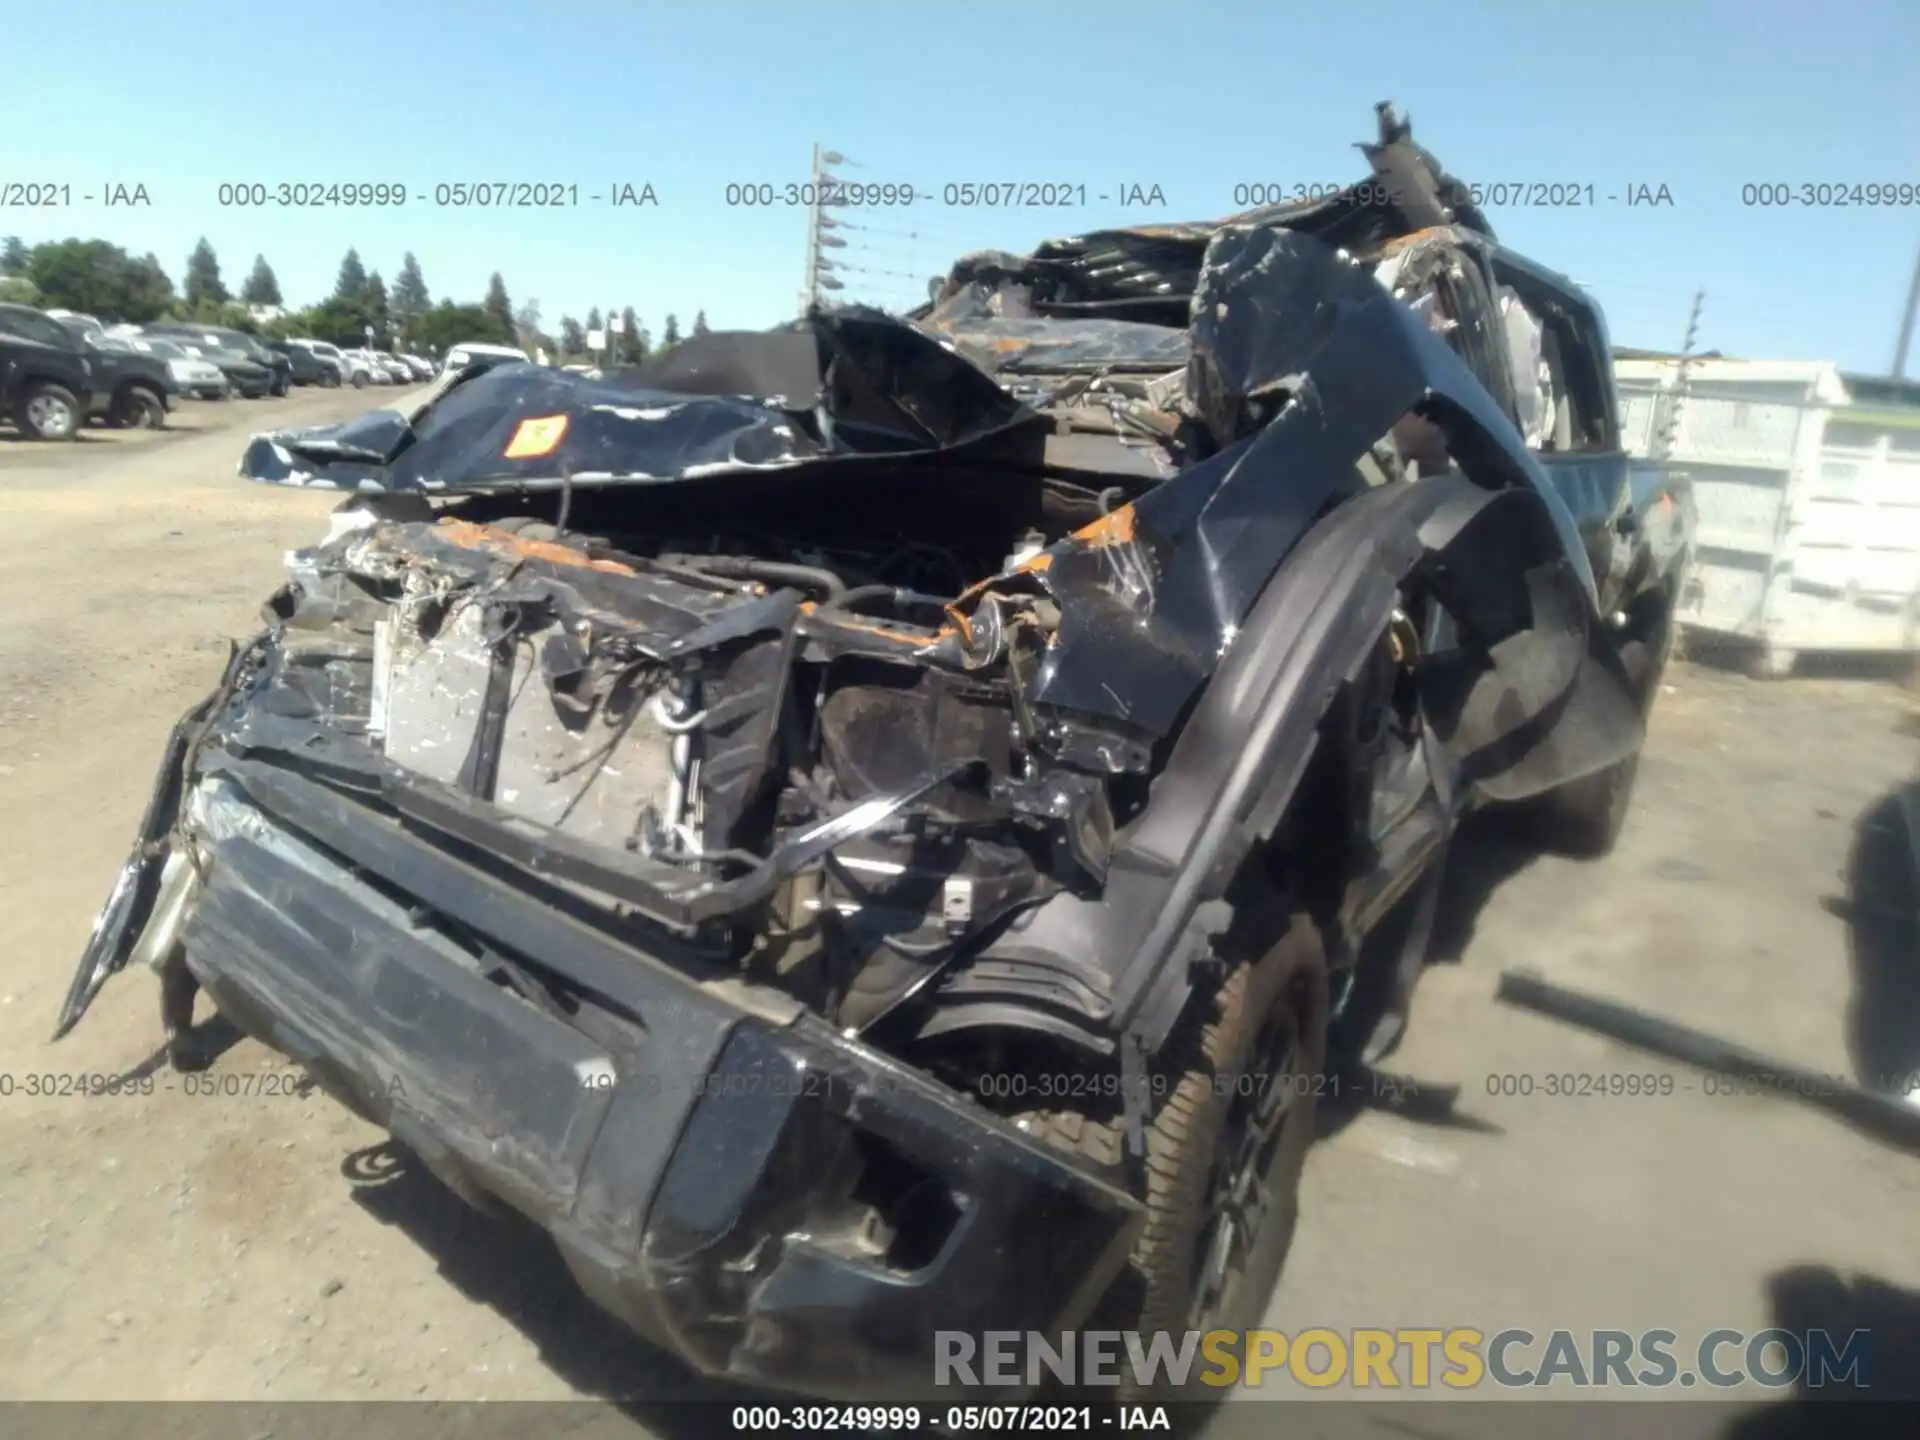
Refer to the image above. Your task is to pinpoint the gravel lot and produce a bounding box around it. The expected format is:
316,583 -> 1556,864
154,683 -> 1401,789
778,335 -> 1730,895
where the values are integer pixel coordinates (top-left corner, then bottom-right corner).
1,393 -> 1916,1435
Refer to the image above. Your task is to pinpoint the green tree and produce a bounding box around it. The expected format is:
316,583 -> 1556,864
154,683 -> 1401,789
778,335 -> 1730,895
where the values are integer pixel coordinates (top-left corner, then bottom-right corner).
172,297 -> 258,330
333,247 -> 368,304
661,313 -> 680,348
513,299 -> 543,351
25,239 -> 173,321
483,273 -> 513,332
619,307 -> 645,363
392,252 -> 430,328
364,272 -> 391,340
127,253 -> 176,321
302,297 -> 375,348
184,238 -> 228,306
559,316 -> 586,355
584,305 -> 603,334
630,318 -> 652,364
691,309 -> 710,337
0,276 -> 39,304
0,236 -> 26,276
260,310 -> 308,342
414,299 -> 513,354
240,254 -> 282,306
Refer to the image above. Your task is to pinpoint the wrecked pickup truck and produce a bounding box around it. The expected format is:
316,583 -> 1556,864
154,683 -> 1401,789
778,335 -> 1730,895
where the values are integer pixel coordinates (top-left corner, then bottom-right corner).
57,105 -> 1692,1401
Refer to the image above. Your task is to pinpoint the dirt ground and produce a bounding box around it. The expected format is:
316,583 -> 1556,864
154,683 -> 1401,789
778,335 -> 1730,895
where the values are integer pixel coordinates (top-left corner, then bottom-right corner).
1,392 -> 1917,1431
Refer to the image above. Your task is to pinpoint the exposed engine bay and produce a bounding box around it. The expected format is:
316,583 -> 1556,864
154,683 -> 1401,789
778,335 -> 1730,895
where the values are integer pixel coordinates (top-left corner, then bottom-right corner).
262,477 -> 1153,1042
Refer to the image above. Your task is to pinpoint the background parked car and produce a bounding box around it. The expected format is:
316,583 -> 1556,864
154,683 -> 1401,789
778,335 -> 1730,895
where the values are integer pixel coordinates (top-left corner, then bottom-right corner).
0,307 -> 93,439
441,342 -> 530,377
117,335 -> 230,399
342,349 -> 395,384
146,325 -> 291,396
337,349 -> 381,384
371,351 -> 414,384
43,309 -> 108,341
400,353 -> 435,381
43,314 -> 180,429
160,336 -> 272,398
289,339 -> 365,388
268,340 -> 338,387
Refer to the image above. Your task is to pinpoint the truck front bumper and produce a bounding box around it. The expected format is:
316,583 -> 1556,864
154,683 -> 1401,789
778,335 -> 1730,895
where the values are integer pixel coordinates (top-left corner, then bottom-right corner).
153,759 -> 1143,1401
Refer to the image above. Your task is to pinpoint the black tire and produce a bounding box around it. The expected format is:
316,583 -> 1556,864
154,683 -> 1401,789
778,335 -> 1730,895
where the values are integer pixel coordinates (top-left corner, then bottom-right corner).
271,378 -> 289,397
352,371 -> 368,389
117,385 -> 167,430
1015,910 -> 1329,1398
16,381 -> 82,441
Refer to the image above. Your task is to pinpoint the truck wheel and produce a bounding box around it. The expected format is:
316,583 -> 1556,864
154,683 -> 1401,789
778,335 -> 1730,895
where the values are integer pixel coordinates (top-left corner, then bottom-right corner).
117,385 -> 167,430
18,382 -> 81,441
1015,910 -> 1329,1396
352,371 -> 368,389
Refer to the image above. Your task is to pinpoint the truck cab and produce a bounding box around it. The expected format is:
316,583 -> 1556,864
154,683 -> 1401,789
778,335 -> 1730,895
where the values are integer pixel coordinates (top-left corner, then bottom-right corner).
46,314 -> 181,428
1371,227 -> 1693,640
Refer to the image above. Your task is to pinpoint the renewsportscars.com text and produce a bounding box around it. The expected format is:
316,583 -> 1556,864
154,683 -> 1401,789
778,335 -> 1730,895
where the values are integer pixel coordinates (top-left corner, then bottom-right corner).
935,1327 -> 1872,1390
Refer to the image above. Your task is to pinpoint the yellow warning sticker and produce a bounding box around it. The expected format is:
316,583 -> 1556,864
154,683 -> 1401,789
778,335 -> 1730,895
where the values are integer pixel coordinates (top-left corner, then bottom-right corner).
504,414 -> 569,459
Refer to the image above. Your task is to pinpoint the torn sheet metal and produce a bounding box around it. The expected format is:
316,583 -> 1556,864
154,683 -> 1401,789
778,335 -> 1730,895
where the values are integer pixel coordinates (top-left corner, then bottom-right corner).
953,226 -> 1595,745
916,103 -> 1493,334
240,306 -> 1045,494
919,292 -> 1194,376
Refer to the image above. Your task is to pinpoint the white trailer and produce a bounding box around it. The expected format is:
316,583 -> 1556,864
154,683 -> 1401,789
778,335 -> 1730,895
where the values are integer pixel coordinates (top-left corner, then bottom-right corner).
1615,357 -> 1920,676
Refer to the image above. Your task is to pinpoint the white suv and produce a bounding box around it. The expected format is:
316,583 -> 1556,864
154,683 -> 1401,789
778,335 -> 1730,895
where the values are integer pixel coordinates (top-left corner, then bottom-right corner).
340,348 -> 393,384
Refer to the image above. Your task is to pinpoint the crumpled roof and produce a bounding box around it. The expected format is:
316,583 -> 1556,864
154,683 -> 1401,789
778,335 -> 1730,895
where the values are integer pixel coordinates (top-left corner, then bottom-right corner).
239,305 -> 1045,494
917,101 -> 1490,320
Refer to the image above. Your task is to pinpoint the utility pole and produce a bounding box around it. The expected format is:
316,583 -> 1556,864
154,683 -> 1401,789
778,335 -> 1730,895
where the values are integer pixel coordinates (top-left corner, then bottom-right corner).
799,145 -> 850,315
800,143 -> 821,315
1654,288 -> 1705,463
1893,238 -> 1920,379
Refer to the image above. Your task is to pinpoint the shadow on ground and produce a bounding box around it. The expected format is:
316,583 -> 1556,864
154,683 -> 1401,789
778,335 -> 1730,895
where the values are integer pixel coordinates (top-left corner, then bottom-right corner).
1719,1263 -> 1920,1438
1835,782 -> 1920,1097
341,1139 -> 762,1437
1318,813 -> 1536,1141
1186,1265 -> 1920,1440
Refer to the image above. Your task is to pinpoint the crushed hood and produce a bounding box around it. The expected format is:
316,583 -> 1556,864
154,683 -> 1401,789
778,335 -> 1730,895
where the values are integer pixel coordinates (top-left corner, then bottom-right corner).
239,305 -> 1046,494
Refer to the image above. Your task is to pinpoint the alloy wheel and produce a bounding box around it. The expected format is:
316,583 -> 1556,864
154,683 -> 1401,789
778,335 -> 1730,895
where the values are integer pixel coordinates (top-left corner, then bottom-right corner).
26,393 -> 75,439
1186,996 -> 1307,1331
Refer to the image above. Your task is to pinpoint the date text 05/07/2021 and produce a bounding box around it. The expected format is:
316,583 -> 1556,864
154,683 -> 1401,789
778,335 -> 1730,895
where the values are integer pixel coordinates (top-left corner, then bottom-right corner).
727,1403 -> 1174,1433
209,181 -> 660,208
721,181 -> 1169,208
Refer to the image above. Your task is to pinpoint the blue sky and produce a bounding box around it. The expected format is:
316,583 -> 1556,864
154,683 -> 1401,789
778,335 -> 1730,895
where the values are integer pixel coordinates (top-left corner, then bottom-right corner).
3,0 -> 1917,369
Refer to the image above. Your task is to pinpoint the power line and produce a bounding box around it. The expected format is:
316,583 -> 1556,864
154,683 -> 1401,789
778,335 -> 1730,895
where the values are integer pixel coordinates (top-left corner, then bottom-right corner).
801,145 -> 979,313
